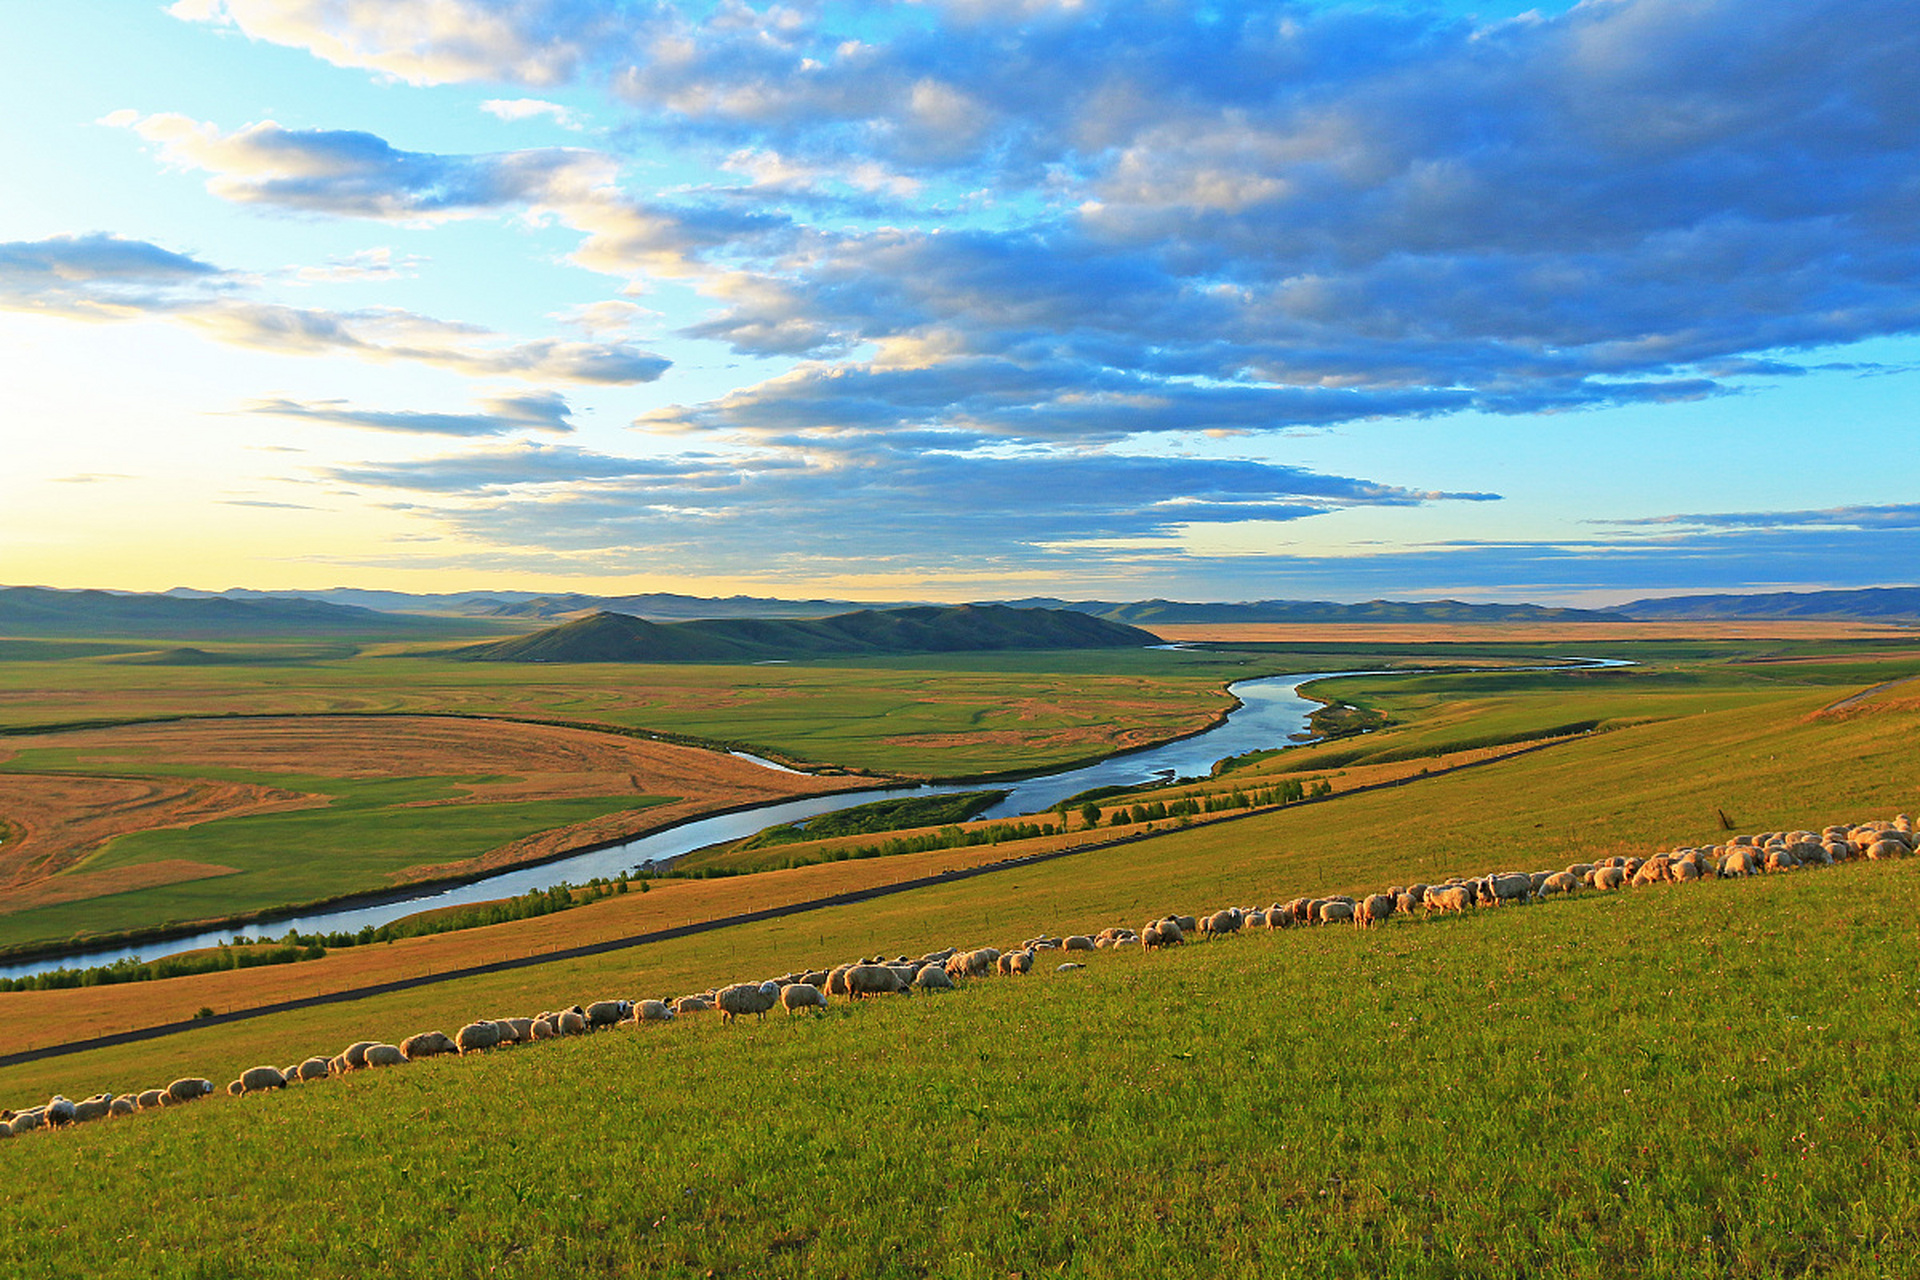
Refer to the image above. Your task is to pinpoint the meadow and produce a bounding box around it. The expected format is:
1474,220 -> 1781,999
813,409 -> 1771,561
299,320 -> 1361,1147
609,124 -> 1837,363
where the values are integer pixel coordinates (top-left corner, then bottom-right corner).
0,839 -> 1912,1277
1,622 -> 1915,1279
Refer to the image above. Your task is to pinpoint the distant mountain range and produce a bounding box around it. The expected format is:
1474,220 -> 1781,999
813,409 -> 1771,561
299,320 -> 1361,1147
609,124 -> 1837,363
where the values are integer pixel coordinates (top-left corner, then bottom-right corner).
453,605 -> 1161,663
5,584 -> 1916,642
1006,597 -> 1618,624
0,586 -> 485,639
161,586 -> 891,621
1611,588 -> 1920,621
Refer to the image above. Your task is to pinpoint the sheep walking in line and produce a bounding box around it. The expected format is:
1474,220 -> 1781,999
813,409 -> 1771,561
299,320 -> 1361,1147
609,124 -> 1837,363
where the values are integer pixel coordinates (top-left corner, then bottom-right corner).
11,809 -> 1912,1139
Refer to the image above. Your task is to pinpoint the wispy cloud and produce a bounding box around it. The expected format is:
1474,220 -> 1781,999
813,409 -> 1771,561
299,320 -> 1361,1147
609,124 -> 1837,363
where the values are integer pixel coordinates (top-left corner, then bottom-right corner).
245,390 -> 575,437
481,98 -> 585,130
0,233 -> 669,384
320,437 -> 1499,577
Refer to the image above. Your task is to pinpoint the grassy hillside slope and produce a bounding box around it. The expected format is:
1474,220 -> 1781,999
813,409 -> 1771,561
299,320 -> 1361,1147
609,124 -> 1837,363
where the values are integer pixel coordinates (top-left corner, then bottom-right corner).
0,859 -> 1913,1278
3,680 -> 1910,1097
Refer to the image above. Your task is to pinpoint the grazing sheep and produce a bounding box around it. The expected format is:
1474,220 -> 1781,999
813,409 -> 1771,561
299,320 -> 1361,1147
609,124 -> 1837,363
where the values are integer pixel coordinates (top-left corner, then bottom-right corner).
1063,935 -> 1095,952
1868,838 -> 1909,860
912,966 -> 955,992
456,1021 -> 504,1054
1592,865 -> 1629,890
163,1079 -> 214,1106
947,948 -> 1000,979
1423,886 -> 1471,916
636,999 -> 675,1022
494,1017 -> 533,1044
1539,871 -> 1581,896
362,1045 -> 405,1069
1629,858 -> 1664,886
400,1033 -> 456,1061
1199,909 -> 1244,939
108,1095 -> 137,1117
845,964 -> 913,998
672,995 -> 711,1016
1317,900 -> 1355,925
340,1041 -> 377,1071
557,1009 -> 588,1036
586,1000 -> 631,1030
780,983 -> 828,1014
716,980 -> 783,1021
1485,872 -> 1533,905
136,1089 -> 164,1111
1671,859 -> 1702,883
1142,919 -> 1185,949
1357,893 -> 1396,929
10,1108 -> 46,1135
70,1095 -> 113,1124
235,1065 -> 287,1094
1764,847 -> 1799,873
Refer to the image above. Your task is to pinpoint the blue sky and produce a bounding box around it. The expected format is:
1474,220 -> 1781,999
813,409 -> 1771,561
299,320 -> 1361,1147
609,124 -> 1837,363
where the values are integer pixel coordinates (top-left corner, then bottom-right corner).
2,0 -> 1916,604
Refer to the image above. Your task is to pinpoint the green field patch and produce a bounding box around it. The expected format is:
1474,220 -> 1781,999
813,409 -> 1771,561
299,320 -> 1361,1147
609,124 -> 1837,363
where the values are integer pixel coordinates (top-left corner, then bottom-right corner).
0,783 -> 672,951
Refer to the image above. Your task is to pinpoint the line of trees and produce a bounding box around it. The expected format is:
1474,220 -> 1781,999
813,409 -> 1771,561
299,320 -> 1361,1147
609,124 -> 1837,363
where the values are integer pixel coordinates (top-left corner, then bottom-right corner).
0,874 -> 638,992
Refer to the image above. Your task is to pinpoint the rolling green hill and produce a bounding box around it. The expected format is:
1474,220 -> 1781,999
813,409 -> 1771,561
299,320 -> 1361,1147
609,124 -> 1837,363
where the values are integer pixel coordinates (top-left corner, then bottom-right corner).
453,604 -> 1162,663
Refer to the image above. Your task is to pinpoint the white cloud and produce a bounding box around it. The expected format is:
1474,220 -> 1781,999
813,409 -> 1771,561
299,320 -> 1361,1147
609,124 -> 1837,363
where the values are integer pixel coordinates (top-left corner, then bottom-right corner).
481,97 -> 585,129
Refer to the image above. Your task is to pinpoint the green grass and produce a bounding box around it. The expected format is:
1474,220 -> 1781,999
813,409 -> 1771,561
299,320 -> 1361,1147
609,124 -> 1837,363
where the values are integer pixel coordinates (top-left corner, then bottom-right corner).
0,767 -> 670,951
4,637 -> 1917,1274
0,644 -> 1261,777
1,861 -> 1915,1278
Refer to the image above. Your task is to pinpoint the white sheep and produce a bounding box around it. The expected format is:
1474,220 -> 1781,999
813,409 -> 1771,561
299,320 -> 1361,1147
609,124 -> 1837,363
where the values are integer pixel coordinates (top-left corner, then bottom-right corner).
1356,893 -> 1396,929
235,1065 -> 288,1094
716,980 -> 782,1021
780,983 -> 828,1014
585,1000 -> 631,1029
163,1078 -> 214,1106
400,1033 -> 456,1061
845,964 -> 913,998
456,1021 -> 503,1053
363,1044 -> 405,1068
912,966 -> 955,992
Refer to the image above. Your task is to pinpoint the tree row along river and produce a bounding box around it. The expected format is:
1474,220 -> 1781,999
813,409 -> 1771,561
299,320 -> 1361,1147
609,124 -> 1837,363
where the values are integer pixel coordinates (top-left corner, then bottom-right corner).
3,659 -> 1626,980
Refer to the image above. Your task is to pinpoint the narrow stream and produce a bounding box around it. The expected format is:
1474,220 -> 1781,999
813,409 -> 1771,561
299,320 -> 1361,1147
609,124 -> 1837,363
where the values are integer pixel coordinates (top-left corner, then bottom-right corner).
1,657 -> 1624,979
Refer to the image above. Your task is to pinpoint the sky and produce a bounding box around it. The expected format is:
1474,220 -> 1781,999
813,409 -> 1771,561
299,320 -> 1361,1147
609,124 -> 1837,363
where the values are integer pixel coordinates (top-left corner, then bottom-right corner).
1,0 -> 1916,606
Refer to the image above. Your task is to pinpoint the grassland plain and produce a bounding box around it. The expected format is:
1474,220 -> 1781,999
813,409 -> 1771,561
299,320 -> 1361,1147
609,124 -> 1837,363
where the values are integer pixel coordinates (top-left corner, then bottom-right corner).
0,717 -> 870,953
0,739 -> 1546,1050
0,859 -> 1914,1278
0,642 -> 1270,777
2,677 -> 1912,1102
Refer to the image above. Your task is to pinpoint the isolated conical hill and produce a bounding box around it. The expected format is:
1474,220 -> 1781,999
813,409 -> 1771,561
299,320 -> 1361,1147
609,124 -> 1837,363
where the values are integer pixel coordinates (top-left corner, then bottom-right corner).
454,605 -> 1160,663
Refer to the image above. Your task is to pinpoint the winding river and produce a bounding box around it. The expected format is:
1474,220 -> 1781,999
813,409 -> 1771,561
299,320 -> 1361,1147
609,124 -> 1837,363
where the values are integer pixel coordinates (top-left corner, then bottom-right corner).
1,658 -> 1623,980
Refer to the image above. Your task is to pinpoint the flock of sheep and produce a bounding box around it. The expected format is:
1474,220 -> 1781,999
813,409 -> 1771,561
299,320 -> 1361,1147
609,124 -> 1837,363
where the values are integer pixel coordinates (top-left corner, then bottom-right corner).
3,813 -> 1910,1140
